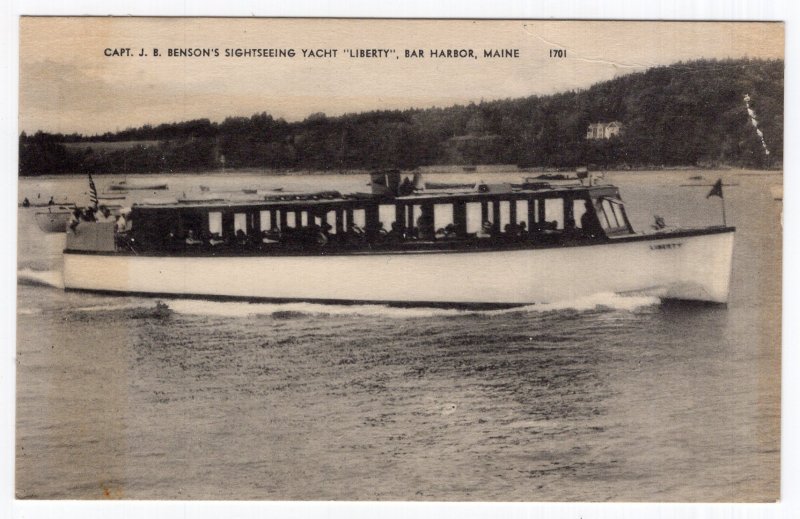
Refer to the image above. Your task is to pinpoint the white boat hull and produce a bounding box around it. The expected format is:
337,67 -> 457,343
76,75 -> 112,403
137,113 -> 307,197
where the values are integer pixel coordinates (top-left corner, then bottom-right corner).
35,210 -> 72,233
63,230 -> 734,305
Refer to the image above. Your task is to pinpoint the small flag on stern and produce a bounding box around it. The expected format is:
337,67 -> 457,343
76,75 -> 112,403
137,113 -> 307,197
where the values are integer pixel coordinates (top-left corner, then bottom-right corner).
706,178 -> 723,199
88,172 -> 98,208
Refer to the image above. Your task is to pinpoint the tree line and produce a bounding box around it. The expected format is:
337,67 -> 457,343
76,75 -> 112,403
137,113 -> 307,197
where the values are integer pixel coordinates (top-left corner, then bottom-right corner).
19,58 -> 783,176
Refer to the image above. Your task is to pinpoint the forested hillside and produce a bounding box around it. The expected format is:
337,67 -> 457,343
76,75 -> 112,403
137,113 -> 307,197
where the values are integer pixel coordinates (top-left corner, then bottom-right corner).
19,58 -> 783,176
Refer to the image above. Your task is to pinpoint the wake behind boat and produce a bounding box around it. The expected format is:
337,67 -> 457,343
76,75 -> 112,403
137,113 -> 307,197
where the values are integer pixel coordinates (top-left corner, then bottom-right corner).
62,170 -> 735,306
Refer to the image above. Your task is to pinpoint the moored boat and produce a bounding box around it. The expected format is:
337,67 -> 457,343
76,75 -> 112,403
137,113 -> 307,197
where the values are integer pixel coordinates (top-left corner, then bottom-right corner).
63,171 -> 735,306
109,181 -> 169,191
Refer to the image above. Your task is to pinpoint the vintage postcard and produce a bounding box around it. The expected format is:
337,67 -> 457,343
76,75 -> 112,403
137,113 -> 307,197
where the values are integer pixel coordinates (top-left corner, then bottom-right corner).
16,18 -> 783,501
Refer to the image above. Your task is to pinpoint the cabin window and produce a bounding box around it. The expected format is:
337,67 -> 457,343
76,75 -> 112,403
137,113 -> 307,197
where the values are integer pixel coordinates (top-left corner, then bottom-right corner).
327,210 -> 338,234
286,211 -> 296,228
208,212 -> 222,235
596,197 -> 629,233
601,199 -> 619,227
528,198 -> 540,226
260,210 -> 271,230
379,204 -> 395,230
573,199 -> 588,228
544,198 -> 564,229
353,209 -> 366,229
466,202 -> 482,233
234,213 -> 247,234
499,201 -> 511,230
596,201 -> 611,228
516,200 -> 529,227
611,202 -> 626,228
434,204 -> 453,230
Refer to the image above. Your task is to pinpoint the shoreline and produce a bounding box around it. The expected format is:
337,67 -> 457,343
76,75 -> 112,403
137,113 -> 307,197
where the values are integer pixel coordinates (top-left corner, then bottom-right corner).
17,165 -> 784,181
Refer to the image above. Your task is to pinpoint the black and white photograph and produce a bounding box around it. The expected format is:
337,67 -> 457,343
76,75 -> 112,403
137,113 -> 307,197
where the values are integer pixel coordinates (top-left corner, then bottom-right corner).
13,16 -> 784,505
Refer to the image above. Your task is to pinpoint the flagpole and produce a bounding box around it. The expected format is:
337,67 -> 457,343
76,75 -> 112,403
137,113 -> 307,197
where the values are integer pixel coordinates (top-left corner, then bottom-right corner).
706,178 -> 725,227
721,197 -> 727,227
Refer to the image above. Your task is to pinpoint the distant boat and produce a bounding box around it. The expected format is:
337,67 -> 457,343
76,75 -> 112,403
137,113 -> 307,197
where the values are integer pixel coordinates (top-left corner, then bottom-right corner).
424,182 -> 476,190
462,166 -> 477,172
109,181 -> 168,191
531,173 -> 570,181
20,200 -> 74,208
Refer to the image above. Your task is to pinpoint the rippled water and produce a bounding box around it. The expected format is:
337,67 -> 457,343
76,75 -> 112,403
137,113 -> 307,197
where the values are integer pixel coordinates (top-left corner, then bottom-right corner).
15,168 -> 781,501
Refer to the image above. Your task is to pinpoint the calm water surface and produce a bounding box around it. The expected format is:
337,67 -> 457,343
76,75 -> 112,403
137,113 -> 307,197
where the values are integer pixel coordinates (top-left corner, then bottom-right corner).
15,168 -> 781,501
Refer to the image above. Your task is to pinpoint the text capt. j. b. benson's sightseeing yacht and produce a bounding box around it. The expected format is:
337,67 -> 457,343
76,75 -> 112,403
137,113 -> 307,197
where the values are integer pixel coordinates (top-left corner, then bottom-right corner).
63,171 -> 734,307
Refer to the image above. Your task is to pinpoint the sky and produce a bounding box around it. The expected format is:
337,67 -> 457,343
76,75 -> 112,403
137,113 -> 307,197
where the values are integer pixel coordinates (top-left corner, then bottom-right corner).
19,18 -> 784,136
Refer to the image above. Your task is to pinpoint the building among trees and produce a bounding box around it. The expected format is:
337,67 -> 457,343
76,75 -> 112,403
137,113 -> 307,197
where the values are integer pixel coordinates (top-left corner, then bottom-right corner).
586,121 -> 622,140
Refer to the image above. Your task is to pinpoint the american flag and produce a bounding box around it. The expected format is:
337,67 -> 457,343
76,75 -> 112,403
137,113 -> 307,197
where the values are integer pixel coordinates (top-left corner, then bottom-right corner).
88,172 -> 98,209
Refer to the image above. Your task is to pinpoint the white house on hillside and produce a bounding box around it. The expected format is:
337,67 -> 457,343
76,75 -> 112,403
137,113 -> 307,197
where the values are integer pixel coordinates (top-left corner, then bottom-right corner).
586,121 -> 622,140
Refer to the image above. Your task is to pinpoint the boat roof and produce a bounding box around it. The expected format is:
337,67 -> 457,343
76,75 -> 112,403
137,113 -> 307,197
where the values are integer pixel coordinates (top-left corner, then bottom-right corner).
131,183 -> 620,212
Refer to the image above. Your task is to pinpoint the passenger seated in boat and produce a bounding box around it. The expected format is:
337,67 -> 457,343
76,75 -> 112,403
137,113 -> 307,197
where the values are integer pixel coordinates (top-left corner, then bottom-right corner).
398,177 -> 416,196
302,222 -> 328,245
48,196 -> 55,206
580,201 -> 603,238
81,207 -> 97,222
235,229 -> 248,245
299,222 -> 326,246
319,222 -> 333,242
438,224 -> 458,240
97,205 -> 114,223
350,223 -> 365,236
344,222 -> 365,244
416,214 -> 435,241
476,220 -> 493,238
261,229 -> 280,244
114,213 -> 127,233
517,221 -> 528,237
385,221 -> 404,243
208,232 -> 226,246
185,229 -> 203,245
69,208 -> 82,232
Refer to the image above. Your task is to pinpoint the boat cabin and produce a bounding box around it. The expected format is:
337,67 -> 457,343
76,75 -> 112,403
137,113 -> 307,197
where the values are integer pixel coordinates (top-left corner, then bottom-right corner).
68,174 -> 634,254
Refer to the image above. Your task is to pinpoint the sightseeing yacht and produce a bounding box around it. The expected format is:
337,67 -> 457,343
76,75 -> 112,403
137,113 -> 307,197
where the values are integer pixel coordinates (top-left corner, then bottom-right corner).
63,171 -> 735,306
